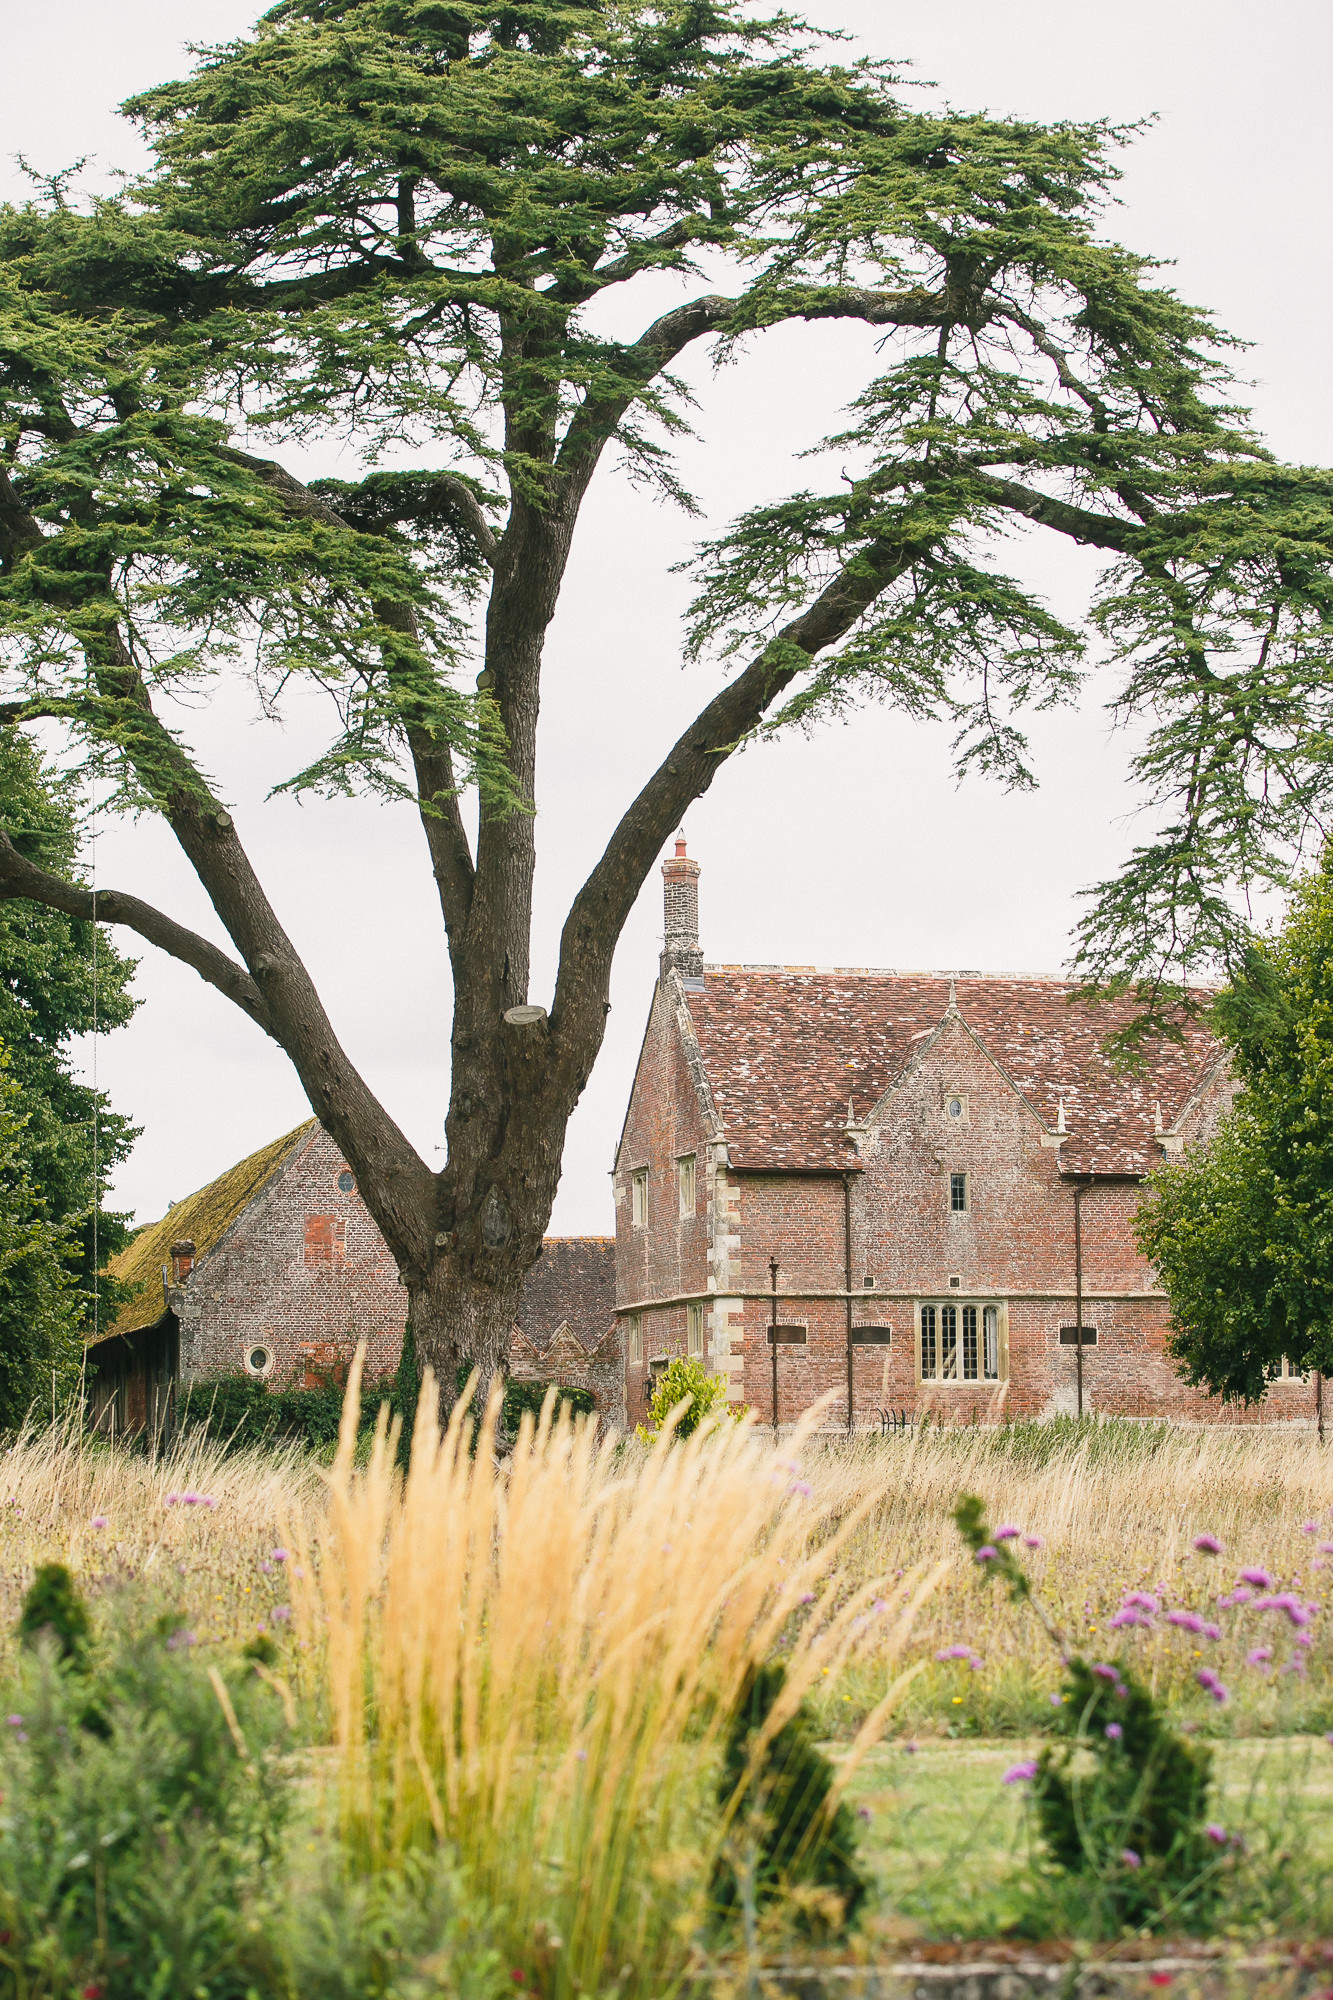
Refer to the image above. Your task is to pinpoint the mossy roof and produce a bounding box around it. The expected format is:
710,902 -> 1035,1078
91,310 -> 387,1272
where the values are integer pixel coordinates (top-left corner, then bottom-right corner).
95,1120 -> 316,1345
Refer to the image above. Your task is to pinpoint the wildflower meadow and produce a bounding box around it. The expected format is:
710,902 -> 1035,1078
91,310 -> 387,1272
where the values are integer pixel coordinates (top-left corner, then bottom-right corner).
0,1390 -> 1330,1993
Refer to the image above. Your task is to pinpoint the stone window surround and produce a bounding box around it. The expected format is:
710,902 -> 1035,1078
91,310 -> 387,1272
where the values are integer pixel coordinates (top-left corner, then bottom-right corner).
917,1299 -> 1007,1384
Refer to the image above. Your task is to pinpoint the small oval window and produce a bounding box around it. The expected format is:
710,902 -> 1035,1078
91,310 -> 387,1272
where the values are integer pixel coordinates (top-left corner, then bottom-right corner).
244,1344 -> 273,1378
337,1170 -> 355,1193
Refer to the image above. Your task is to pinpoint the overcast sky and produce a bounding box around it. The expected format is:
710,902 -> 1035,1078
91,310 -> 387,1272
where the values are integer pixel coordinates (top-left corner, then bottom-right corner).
4,1 -> 1331,1236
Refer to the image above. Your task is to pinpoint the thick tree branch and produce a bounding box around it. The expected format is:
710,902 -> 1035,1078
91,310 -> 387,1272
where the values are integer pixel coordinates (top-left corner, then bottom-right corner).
0,827 -> 274,1033
545,532 -> 921,1096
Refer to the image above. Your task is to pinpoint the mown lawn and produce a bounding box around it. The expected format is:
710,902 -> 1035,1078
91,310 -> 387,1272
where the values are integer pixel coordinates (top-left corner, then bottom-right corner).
839,1736 -> 1333,1940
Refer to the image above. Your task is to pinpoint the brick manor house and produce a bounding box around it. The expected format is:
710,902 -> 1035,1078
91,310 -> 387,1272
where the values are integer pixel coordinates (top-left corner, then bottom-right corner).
613,840 -> 1306,1429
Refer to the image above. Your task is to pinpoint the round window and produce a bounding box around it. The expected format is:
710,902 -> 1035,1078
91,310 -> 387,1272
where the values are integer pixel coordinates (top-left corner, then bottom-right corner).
337,1169 -> 355,1193
947,1097 -> 963,1119
244,1344 -> 273,1378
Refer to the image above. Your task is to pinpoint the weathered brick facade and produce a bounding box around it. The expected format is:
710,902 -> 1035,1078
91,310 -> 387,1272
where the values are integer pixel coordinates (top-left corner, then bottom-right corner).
93,1122 -> 621,1428
615,844 -> 1315,1430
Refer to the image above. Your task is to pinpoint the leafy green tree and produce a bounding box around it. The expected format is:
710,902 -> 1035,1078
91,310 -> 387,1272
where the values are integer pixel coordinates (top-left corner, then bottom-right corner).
0,1040 -> 84,1425
0,733 -> 137,1327
1136,845 -> 1333,1402
5,1 -> 1333,1398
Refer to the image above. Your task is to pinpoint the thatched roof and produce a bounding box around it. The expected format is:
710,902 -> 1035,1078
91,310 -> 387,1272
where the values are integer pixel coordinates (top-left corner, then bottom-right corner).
95,1121 -> 315,1345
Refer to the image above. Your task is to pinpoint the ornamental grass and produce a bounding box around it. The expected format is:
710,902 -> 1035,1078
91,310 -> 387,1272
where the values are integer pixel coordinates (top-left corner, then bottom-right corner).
285,1356 -> 935,1996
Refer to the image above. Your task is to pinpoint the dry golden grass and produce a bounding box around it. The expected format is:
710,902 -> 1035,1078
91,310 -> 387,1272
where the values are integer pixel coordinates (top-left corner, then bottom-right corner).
795,1422 -> 1333,1734
0,1415 -> 319,1662
289,1361 -> 933,1995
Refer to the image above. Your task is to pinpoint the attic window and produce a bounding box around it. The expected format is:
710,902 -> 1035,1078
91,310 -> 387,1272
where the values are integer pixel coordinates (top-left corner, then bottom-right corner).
945,1093 -> 969,1123
631,1169 -> 648,1228
678,1154 -> 696,1218
337,1169 -> 355,1193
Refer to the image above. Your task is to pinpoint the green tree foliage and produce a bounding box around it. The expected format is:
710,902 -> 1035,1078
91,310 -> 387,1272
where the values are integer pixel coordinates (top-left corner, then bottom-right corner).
6,0 -> 1333,1383
0,734 -> 137,1324
711,1660 -> 867,1938
18,1562 -> 92,1666
644,1355 -> 739,1439
0,1039 -> 85,1426
1136,844 -> 1333,1401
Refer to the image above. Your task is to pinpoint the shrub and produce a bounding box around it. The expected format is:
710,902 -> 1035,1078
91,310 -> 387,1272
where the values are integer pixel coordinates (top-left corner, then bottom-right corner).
0,1572 -> 291,1997
500,1375 -> 596,1432
178,1370 -> 392,1455
1033,1656 -> 1219,1931
711,1660 -> 867,1937
644,1356 -> 740,1440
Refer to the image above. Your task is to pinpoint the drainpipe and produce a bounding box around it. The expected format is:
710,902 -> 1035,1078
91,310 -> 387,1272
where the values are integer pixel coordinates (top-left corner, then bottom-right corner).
1073,1179 -> 1089,1420
769,1257 -> 780,1435
843,1174 -> 856,1437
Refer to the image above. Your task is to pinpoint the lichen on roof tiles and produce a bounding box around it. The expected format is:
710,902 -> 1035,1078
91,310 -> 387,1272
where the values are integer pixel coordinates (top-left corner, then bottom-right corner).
96,1121 -> 316,1344
683,968 -> 1222,1175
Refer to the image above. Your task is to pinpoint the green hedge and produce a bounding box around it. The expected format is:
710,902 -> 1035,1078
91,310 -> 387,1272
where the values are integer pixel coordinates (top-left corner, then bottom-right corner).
177,1367 -> 597,1456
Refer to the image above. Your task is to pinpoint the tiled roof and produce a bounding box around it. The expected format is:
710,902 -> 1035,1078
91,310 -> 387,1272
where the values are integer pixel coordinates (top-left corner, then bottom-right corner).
682,967 -> 1224,1176
97,1121 -> 315,1344
518,1237 -> 617,1354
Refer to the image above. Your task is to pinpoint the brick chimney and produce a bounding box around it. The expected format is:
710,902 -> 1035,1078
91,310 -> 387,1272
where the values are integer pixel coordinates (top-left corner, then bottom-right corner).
661,832 -> 703,980
170,1239 -> 195,1284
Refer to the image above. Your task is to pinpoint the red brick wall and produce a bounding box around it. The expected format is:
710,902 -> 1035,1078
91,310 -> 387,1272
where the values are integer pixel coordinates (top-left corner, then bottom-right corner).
179,1124 -> 405,1390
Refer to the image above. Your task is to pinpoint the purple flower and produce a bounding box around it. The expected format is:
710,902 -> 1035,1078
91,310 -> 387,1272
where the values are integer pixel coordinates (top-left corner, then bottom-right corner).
936,1644 -> 981,1663
272,1605 -> 291,1623
1091,1663 -> 1118,1680
1192,1534 -> 1224,1555
90,1516 -> 107,1531
872,1598 -> 888,1613
1205,1823 -> 1229,1844
797,1591 -> 816,1605
1238,1568 -> 1273,1589
259,1562 -> 272,1574
271,1549 -> 289,1563
1201,1623 -> 1222,1641
857,1805 -> 873,1822
164,1494 -> 179,1507
1003,1760 -> 1039,1785
1253,1592 -> 1313,1627
1110,1607 -> 1151,1630
1218,1587 -> 1253,1607
1296,1631 -> 1315,1650
1049,1692 -> 1064,1707
1319,1544 -> 1333,1557
1024,1535 -> 1044,1549
575,1748 -> 588,1762
1247,1647 -> 1272,1667
1121,1591 -> 1160,1614
5,1715 -> 22,1728
166,1629 -> 197,1651
1167,1610 -> 1204,1633
903,1740 -> 918,1754
1325,1734 -> 1333,1749
1302,1522 -> 1320,1535
1196,1667 -> 1229,1704
1121,1849 -> 1141,1870
1105,1723 -> 1123,1740
995,1525 -> 1021,1541
974,1546 -> 997,1563
787,1479 -> 812,1499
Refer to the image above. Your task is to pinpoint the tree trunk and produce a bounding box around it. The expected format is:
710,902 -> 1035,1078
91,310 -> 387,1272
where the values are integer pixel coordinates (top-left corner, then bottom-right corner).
407,1256 -> 528,1424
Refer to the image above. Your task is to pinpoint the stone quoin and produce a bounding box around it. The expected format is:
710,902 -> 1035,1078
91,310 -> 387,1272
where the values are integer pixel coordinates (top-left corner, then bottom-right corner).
615,838 -> 1310,1430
